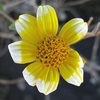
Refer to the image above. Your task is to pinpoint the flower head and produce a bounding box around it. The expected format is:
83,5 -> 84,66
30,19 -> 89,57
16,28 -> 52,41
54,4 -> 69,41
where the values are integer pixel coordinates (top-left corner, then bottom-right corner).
8,5 -> 88,95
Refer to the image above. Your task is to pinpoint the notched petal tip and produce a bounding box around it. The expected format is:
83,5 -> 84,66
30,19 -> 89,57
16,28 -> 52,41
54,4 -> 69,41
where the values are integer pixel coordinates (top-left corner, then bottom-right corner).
22,62 -> 59,95
22,68 -> 36,86
36,67 -> 59,95
8,43 -> 22,63
15,14 -> 41,44
37,5 -> 58,36
8,41 -> 36,64
66,69 -> 84,87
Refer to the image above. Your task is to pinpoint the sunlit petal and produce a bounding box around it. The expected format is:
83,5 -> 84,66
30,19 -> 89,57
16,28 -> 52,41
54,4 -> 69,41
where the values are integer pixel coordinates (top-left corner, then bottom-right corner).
8,41 -> 37,64
37,5 -> 58,37
59,18 -> 88,45
23,62 -> 59,95
59,48 -> 84,86
15,14 -> 42,44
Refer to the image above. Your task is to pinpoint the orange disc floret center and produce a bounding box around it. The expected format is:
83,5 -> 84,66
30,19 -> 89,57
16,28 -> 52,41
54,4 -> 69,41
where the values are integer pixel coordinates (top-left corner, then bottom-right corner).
36,36 -> 69,68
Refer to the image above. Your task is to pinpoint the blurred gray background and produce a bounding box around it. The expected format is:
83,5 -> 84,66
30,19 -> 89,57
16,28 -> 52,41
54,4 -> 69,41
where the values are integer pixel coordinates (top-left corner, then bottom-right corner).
0,0 -> 100,100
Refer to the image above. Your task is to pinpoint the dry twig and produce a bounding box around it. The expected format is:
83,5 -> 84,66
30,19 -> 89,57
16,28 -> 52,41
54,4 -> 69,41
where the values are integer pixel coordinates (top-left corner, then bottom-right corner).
0,78 -> 24,85
84,22 -> 100,84
0,11 -> 15,23
45,95 -> 50,100
3,0 -> 26,10
83,32 -> 100,39
56,0 -> 90,8
0,33 -> 19,41
88,17 -> 93,26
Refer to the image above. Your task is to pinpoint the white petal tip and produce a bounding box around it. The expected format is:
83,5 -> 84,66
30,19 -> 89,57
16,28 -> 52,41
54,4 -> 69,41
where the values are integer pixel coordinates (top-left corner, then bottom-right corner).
36,79 -> 58,95
23,68 -> 36,86
8,43 -> 22,63
66,75 -> 83,87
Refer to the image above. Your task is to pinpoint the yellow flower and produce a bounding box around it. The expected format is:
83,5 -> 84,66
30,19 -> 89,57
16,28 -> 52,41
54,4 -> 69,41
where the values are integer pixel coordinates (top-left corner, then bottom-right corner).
8,5 -> 88,95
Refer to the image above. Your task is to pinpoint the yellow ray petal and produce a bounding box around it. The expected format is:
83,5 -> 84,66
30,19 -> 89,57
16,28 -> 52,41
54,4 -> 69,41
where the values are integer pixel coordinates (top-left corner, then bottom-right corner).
65,48 -> 84,68
23,62 -> 43,86
36,67 -> 59,95
59,48 -> 84,86
8,41 -> 37,64
15,14 -> 42,44
23,62 -> 59,95
37,5 -> 58,37
59,18 -> 88,45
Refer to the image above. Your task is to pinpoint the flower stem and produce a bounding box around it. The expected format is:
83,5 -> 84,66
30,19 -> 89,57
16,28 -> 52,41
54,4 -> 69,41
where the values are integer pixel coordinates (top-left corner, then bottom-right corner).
45,95 -> 50,100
